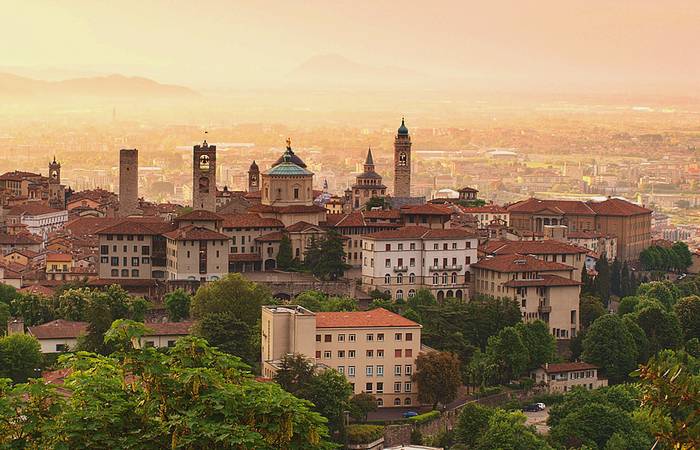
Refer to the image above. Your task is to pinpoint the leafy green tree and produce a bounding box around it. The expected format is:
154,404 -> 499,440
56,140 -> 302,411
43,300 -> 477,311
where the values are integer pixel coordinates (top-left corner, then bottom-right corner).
413,351 -> 462,409
9,293 -> 54,327
55,288 -> 91,321
307,230 -> 349,280
475,409 -> 551,450
486,326 -> 529,383
610,258 -> 622,297
618,295 -> 642,315
0,303 -> 9,337
672,241 -> 693,270
637,280 -> 680,310
295,291 -> 357,312
190,273 -> 272,327
580,294 -> 606,329
196,312 -> 257,364
277,234 -> 294,270
0,321 -> 334,449
515,321 -> 556,370
632,303 -> 682,354
365,196 -> 387,209
674,295 -> 700,341
274,353 -> 316,398
622,315 -> 651,364
454,402 -> 493,447
594,253 -> 611,305
0,334 -> 42,383
582,314 -> 638,383
407,288 -> 437,312
349,393 -> 377,422
164,289 -> 191,322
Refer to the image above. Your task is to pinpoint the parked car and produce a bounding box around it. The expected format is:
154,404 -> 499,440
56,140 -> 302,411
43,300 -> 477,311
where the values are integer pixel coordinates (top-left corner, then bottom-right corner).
402,411 -> 419,418
522,403 -> 546,412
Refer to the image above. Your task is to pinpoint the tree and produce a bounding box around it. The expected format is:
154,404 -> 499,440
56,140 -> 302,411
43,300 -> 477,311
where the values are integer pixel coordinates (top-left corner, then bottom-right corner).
274,353 -> 317,398
579,294 -> 606,329
349,393 -> 377,422
582,314 -> 638,383
295,291 -> 357,312
632,303 -> 682,354
486,326 -> 529,383
413,351 -> 462,409
277,234 -> 294,270
618,295 -> 642,315
475,409 -> 551,450
454,402 -> 493,447
0,334 -> 42,383
308,230 -> 348,280
515,321 -> 556,371
622,315 -> 650,364
0,284 -> 19,306
594,253 -> 611,305
365,196 -> 387,209
0,303 -> 9,337
0,321 -> 334,449
196,312 -> 257,364
190,273 -> 272,327
637,281 -> 680,310
55,288 -> 91,321
610,258 -> 622,297
9,293 -> 54,327
164,289 -> 191,322
674,295 -> 700,341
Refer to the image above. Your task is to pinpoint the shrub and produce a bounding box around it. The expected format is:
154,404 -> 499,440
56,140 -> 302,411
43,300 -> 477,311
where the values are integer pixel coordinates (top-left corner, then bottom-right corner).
409,410 -> 441,424
346,424 -> 384,444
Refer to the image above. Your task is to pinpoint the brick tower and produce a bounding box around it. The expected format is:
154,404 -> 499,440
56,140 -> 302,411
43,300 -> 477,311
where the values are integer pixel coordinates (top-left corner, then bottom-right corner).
119,149 -> 139,216
192,140 -> 217,211
48,156 -> 65,209
393,118 -> 412,197
248,160 -> 260,192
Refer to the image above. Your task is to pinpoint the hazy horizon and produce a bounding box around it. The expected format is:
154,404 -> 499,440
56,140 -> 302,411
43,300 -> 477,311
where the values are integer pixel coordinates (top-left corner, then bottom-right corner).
3,0 -> 699,97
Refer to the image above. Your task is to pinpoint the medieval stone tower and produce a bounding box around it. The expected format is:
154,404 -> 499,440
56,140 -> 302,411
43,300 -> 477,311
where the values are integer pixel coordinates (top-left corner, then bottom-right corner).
48,156 -> 65,209
192,140 -> 217,211
248,160 -> 260,192
119,149 -> 139,216
393,118 -> 412,197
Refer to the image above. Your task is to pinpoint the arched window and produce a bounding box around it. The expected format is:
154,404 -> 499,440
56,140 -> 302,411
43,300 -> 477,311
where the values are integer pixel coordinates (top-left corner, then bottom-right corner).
433,273 -> 439,284
199,154 -> 210,170
384,290 -> 391,297
409,273 -> 415,283
385,274 -> 391,284
451,272 -> 458,284
442,272 -> 448,284
394,397 -> 401,406
377,398 -> 383,407
408,289 -> 416,298
405,397 -> 412,405
396,273 -> 403,284
396,289 -> 404,300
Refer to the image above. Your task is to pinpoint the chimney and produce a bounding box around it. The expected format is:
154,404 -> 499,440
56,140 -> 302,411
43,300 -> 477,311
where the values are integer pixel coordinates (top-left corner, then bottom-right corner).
7,317 -> 24,335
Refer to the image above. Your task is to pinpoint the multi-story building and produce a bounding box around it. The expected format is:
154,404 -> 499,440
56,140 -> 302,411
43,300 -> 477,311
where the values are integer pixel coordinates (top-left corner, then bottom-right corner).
530,362 -> 608,393
164,218 -> 229,282
459,204 -> 510,228
324,210 -> 401,268
261,306 -> 422,407
5,204 -> 68,239
351,148 -> 387,209
361,226 -> 478,301
399,204 -> 453,229
471,253 -> 580,339
507,197 -> 651,261
220,213 -> 284,272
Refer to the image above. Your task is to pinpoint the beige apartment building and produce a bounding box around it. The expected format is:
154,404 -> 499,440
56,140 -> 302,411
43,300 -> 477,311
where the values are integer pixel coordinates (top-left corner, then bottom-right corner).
164,226 -> 229,281
531,362 -> 608,393
362,226 -> 478,302
261,306 -> 422,407
471,253 -> 580,339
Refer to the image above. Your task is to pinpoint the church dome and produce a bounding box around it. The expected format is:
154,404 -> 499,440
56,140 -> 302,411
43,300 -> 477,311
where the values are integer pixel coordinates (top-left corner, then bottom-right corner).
397,118 -> 409,135
249,160 -> 259,171
273,148 -> 307,168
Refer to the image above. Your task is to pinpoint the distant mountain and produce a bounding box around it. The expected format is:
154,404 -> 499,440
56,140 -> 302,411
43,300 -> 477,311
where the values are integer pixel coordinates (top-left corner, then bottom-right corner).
286,54 -> 432,88
0,73 -> 198,98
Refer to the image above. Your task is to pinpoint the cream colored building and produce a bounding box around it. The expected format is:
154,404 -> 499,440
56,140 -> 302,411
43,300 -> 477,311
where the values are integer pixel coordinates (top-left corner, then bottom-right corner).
361,226 -> 478,302
459,205 -> 510,228
261,306 -> 422,407
164,226 -> 229,281
530,362 -> 608,393
472,253 -> 580,339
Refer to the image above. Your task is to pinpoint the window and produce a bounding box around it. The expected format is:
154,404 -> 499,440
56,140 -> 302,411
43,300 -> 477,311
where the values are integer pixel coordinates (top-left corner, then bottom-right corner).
398,243 -> 403,251
324,351 -> 331,359
55,344 -> 68,352
293,187 -> 299,199
376,382 -> 384,393
131,269 -> 139,277
100,245 -> 109,255
377,349 -> 384,358
410,243 -> 415,250
111,257 -> 119,266
121,269 -> 129,277
315,351 -> 321,358
349,334 -> 356,342
405,382 -> 412,392
409,273 -> 415,283
385,244 -> 391,251
396,289 -> 403,300
365,382 -> 373,392
394,398 -> 401,406
366,366 -> 373,376
101,256 -> 108,264
396,273 -> 403,284
348,366 -> 355,377
394,365 -> 402,376
144,341 -> 155,348
132,257 -> 140,266
385,259 -> 391,268
405,349 -> 412,357
167,340 -> 176,348
338,366 -> 345,374
111,269 -> 118,277
338,350 -> 345,358
377,333 -> 384,341
409,257 -> 415,267
451,272 -> 457,284
324,334 -> 332,342
338,334 -> 345,342
316,334 -> 321,342
377,365 -> 384,376
395,333 -> 402,341
366,333 -> 374,341
433,273 -> 439,284
406,333 -> 413,341
395,349 -> 402,357
405,365 -> 412,375
366,350 -> 374,358
349,350 -> 356,358
385,274 -> 391,284
394,382 -> 402,393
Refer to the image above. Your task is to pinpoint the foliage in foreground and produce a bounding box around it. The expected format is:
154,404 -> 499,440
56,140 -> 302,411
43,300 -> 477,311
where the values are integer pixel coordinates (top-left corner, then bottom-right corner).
0,320 -> 333,449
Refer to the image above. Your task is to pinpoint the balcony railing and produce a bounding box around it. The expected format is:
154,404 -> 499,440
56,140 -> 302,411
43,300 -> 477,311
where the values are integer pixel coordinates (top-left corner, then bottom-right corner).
393,265 -> 408,272
538,304 -> 552,313
429,264 -> 462,272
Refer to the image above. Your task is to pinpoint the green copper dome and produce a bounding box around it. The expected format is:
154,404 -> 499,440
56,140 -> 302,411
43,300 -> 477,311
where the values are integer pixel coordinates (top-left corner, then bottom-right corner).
265,162 -> 312,176
397,118 -> 409,135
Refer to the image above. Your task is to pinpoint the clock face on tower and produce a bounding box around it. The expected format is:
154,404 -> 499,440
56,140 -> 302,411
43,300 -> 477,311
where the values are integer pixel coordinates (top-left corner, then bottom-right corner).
50,170 -> 58,180
251,174 -> 257,182
398,152 -> 407,166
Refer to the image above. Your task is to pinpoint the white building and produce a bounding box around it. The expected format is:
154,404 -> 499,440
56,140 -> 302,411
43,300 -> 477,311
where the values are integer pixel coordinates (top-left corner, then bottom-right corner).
6,204 -> 68,240
361,226 -> 478,302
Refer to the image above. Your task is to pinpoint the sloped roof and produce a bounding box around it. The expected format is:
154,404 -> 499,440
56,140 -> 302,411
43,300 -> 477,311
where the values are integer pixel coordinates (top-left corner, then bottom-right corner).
96,219 -> 175,236
363,225 -> 475,240
0,232 -> 41,245
316,308 -> 420,328
28,319 -> 88,339
481,240 -> 588,255
162,225 -> 228,241
504,274 -> 581,287
8,204 -> 63,216
471,253 -> 574,273
587,198 -> 652,216
175,209 -> 224,222
400,204 -> 453,216
540,362 -> 599,373
145,321 -> 194,336
286,221 -> 321,232
221,213 -> 284,229
255,231 -> 285,242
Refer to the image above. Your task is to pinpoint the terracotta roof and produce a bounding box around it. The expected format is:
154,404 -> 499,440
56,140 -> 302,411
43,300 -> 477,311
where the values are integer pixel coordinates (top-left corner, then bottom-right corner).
221,213 -> 284,229
458,186 -> 479,193
481,240 -> 588,255
507,198 -> 595,215
504,274 -> 581,288
6,248 -> 39,258
471,253 -> 574,273
587,198 -> 652,216
460,205 -> 508,214
28,319 -> 88,339
175,209 -> 224,222
540,362 -> 599,373
96,219 -> 175,236
8,204 -> 63,216
19,284 -> 56,296
363,225 -> 475,240
46,253 -> 72,262
286,221 -> 320,232
145,321 -> 194,336
248,204 -> 326,214
400,204 -> 453,216
0,232 -> 41,245
315,308 -> 420,328
162,225 -> 228,241
87,278 -> 158,287
0,170 -> 41,181
256,231 -> 285,242
363,210 -> 402,220
229,253 -> 262,262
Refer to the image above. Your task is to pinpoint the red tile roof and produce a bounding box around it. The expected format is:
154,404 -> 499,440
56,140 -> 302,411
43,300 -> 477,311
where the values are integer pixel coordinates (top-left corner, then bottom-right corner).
8,204 -> 63,216
459,205 -> 508,214
162,225 -> 228,241
481,240 -> 588,255
256,231 -> 285,242
315,308 -> 420,328
400,204 -> 453,216
471,253 -> 574,273
363,226 -> 475,240
28,319 -> 88,339
507,197 -> 651,217
504,274 -> 581,288
145,321 -> 194,336
19,284 -> 55,296
248,204 -> 326,214
540,362 -> 599,373
221,213 -> 283,229
0,232 -> 41,245
286,221 -> 321,232
96,219 -> 175,236
175,209 -> 224,222
46,253 -> 72,262
587,198 -> 652,216
0,170 -> 41,181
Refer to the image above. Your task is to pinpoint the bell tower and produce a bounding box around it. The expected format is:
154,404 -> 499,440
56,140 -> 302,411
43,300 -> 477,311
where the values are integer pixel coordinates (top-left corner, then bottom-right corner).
192,140 -> 217,211
248,160 -> 260,192
48,156 -> 64,209
393,118 -> 412,197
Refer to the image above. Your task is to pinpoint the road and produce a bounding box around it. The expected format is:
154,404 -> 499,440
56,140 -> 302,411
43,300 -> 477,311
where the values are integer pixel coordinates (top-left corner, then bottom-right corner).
523,407 -> 550,434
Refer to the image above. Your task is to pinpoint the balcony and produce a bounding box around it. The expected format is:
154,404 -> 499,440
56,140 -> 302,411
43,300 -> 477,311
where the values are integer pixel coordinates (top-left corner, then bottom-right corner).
429,264 -> 462,272
393,265 -> 408,272
538,304 -> 552,313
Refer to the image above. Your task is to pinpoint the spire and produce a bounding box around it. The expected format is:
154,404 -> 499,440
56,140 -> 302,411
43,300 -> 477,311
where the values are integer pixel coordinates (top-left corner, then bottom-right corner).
397,117 -> 409,135
365,147 -> 374,166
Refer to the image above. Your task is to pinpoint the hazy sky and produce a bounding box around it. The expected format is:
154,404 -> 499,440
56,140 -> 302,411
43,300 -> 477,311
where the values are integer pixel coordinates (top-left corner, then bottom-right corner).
3,0 -> 699,93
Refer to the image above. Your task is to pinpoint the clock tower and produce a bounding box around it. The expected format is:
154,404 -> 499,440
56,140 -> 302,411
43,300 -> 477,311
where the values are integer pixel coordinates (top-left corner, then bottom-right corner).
192,140 -> 217,211
248,160 -> 260,192
393,118 -> 412,197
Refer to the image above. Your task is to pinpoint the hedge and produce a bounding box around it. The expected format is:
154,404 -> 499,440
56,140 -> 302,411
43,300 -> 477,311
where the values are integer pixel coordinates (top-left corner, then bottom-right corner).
408,410 -> 441,424
346,424 -> 385,444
